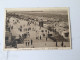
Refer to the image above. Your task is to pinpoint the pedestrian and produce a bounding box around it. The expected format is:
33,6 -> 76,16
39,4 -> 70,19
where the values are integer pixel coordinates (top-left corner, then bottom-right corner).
11,26 -> 13,29
48,31 -> 49,34
40,35 -> 41,40
20,28 -> 22,32
46,37 -> 47,41
31,39 -> 33,45
56,41 -> 57,47
19,35 -> 21,38
26,42 -> 27,46
28,40 -> 29,46
15,41 -> 18,48
61,41 -> 64,47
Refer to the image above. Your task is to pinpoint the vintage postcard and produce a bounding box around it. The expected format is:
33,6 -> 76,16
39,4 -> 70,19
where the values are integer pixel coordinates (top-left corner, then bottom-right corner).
4,8 -> 71,50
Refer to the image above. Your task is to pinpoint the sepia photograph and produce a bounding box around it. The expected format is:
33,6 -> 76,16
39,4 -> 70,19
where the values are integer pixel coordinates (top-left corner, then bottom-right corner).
4,8 -> 71,50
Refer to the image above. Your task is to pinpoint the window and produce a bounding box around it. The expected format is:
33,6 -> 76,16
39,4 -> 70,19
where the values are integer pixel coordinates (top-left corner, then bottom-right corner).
65,32 -> 69,37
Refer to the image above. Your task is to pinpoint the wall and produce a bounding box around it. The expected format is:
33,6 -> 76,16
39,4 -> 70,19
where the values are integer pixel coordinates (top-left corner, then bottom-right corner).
0,0 -> 80,60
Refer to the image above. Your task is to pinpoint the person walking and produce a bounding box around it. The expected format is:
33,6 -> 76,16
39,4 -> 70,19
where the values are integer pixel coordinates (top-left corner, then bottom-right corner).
28,40 -> 29,46
40,35 -> 41,40
26,42 -> 27,46
46,37 -> 47,41
56,41 -> 57,47
31,39 -> 33,45
61,41 -> 64,47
